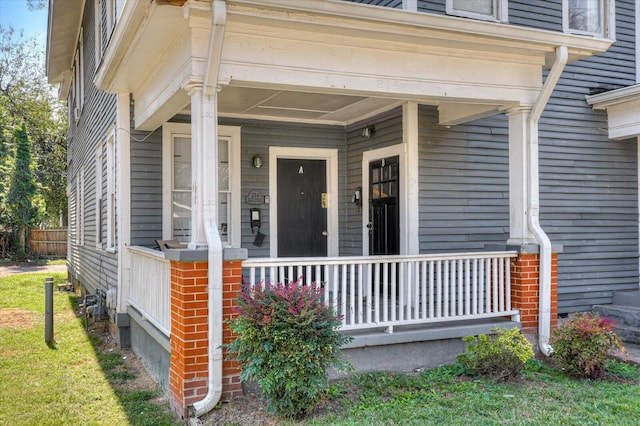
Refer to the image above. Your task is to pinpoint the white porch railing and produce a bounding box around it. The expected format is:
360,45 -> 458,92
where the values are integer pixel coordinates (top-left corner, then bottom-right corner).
244,251 -> 519,333
128,246 -> 171,336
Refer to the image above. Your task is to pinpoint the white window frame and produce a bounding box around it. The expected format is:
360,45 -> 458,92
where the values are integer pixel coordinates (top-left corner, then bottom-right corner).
72,28 -> 84,123
94,0 -> 103,66
77,167 -> 85,245
218,126 -> 242,247
162,123 -> 242,247
106,126 -> 116,252
95,144 -> 104,249
446,0 -> 508,23
563,0 -> 616,39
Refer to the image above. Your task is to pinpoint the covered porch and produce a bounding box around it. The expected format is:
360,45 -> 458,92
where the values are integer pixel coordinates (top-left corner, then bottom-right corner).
94,0 -> 611,417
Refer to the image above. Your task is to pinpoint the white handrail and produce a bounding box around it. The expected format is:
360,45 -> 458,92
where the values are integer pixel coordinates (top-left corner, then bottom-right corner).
244,251 -> 518,333
127,246 -> 171,335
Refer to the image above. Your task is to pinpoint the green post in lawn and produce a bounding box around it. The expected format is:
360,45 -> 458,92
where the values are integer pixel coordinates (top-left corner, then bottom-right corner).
44,276 -> 53,344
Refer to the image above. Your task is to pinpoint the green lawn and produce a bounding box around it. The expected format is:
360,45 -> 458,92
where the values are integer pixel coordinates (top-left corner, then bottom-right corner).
303,357 -> 640,425
0,272 -> 179,426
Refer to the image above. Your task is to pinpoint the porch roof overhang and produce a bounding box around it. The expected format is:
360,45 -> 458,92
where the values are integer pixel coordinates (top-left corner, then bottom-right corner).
92,0 -> 613,131
586,84 -> 640,140
45,0 -> 84,96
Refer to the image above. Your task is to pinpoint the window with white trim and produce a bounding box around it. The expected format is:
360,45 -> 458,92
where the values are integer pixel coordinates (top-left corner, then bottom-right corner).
95,144 -> 104,249
162,124 -> 241,246
78,167 -> 85,245
446,0 -> 508,23
172,134 -> 192,243
94,0 -> 117,66
563,0 -> 615,38
106,128 -> 116,250
70,28 -> 84,123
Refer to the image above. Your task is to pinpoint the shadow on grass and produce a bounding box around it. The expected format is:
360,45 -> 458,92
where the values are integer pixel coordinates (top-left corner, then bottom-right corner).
67,294 -> 180,426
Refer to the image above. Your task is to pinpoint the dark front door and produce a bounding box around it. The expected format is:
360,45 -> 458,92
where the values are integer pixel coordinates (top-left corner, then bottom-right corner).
277,158 -> 328,257
369,156 -> 400,256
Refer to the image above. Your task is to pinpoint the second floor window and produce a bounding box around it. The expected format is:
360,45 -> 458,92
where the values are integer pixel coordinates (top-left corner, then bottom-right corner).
446,0 -> 508,23
564,0 -> 614,38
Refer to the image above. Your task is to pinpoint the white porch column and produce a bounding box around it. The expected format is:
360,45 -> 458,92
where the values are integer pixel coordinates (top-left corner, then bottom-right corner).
202,88 -> 219,223
403,102 -> 420,255
507,107 -> 536,245
187,85 -> 206,248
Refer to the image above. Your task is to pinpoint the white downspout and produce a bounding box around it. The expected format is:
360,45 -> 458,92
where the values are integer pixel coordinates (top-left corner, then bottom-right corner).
528,46 -> 568,356
191,0 -> 227,418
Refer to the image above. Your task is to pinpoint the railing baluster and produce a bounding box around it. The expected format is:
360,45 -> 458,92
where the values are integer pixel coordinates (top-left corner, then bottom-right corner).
421,261 -> 427,320
492,258 -> 499,314
358,264 -> 364,325
443,260 -> 449,317
498,257 -> 505,312
331,265 -> 340,326
429,260 -> 434,319
350,264 -> 356,325
505,257 -> 512,311
340,265 -> 349,326
457,259 -> 463,316
374,262 -> 380,324
464,258 -> 470,316
406,261 -> 412,320
383,260 -> 388,323
436,260 -> 442,318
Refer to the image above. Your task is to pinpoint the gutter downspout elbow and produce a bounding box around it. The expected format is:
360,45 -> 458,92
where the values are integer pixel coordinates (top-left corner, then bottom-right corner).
528,46 -> 568,356
190,0 -> 227,418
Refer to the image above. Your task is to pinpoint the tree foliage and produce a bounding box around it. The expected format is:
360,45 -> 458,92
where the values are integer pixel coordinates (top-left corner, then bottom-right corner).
0,22 -> 67,257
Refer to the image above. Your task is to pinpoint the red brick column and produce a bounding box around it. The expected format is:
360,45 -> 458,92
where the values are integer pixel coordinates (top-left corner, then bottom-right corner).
168,257 -> 245,417
169,261 -> 209,418
221,260 -> 243,399
510,253 -> 558,335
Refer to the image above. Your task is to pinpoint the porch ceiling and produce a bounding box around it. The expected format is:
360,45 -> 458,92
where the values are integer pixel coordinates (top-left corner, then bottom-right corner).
91,0 -> 613,131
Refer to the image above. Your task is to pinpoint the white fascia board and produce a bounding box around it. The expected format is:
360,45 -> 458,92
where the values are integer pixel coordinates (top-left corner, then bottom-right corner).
93,0 -> 156,91
46,0 -> 85,84
227,0 -> 614,64
586,84 -> 640,109
586,84 -> 640,140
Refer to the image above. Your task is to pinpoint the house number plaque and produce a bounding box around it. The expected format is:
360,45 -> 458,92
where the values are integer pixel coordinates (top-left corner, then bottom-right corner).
246,191 -> 263,205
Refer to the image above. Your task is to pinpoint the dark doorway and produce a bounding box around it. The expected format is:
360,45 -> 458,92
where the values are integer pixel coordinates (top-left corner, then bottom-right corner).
277,158 -> 328,257
369,156 -> 400,256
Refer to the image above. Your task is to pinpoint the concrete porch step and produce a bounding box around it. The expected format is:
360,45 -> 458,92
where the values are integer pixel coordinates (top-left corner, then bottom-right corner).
612,290 -> 640,307
593,303 -> 640,344
612,324 -> 640,345
593,304 -> 640,328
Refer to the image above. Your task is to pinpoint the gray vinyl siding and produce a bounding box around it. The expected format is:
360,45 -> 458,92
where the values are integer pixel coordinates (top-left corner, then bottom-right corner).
418,106 -> 510,253
220,119 -> 347,259
66,0 -> 118,294
509,1 -> 562,31
130,122 -> 163,248
344,111 -> 404,256
539,0 -> 638,313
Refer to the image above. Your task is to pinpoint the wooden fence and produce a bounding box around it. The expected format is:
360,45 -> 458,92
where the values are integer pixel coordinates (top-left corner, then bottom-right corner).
29,228 -> 67,257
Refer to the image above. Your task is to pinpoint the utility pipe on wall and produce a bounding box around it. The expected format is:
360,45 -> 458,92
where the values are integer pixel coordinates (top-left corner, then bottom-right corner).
190,0 -> 227,418
527,45 -> 568,356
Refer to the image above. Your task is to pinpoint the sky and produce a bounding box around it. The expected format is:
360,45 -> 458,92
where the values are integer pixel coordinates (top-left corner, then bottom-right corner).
0,0 -> 48,48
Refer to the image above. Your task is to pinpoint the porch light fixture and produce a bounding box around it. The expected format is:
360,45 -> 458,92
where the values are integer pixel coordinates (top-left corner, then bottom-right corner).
252,154 -> 263,168
362,125 -> 375,139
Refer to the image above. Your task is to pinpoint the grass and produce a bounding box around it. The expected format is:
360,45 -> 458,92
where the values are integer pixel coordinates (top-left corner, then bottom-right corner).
0,272 -> 180,426
299,360 -> 640,426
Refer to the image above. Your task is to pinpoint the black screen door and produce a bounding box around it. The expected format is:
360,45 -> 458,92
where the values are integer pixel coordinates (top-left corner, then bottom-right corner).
277,158 -> 328,257
369,156 -> 400,256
